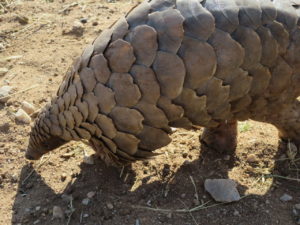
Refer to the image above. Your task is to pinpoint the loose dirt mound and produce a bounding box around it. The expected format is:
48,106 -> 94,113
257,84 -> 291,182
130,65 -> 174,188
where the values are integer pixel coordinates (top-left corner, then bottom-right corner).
0,1 -> 299,225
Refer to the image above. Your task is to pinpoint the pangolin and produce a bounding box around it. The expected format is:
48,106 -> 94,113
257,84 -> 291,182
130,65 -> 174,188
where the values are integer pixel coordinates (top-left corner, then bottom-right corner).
26,0 -> 300,164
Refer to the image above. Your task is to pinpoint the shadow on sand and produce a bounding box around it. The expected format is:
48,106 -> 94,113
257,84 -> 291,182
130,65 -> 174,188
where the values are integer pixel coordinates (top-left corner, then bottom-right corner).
11,142 -> 300,225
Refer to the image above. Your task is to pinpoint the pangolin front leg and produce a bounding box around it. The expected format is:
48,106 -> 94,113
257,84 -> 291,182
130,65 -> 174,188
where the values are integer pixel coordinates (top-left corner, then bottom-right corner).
200,120 -> 238,154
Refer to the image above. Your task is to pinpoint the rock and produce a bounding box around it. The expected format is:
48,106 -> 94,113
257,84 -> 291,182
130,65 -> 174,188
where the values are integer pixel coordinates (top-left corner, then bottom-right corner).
82,198 -> 90,205
35,206 -> 41,211
15,109 -> 31,124
280,193 -> 293,202
233,209 -> 240,216
0,43 -> 5,51
0,122 -> 10,133
0,85 -> 12,103
15,15 -> 29,25
52,206 -> 64,219
135,219 -> 140,225
204,179 -> 241,203
80,18 -> 88,24
83,213 -> 89,218
21,101 -> 35,115
295,204 -> 300,210
0,68 -> 9,76
92,21 -> 98,26
106,202 -> 114,209
87,191 -> 96,198
60,173 -> 67,182
62,21 -> 84,37
83,155 -> 94,165
246,154 -> 257,162
33,220 -> 40,224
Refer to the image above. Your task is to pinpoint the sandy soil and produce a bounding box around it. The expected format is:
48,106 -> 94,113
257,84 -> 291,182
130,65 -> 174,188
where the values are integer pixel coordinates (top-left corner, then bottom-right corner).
0,0 -> 300,225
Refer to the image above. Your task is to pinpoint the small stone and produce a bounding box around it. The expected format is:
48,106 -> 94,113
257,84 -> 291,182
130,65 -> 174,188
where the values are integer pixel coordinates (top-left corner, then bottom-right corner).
15,15 -> 29,25
21,101 -> 35,115
106,202 -> 113,209
223,155 -> 230,161
293,208 -> 298,216
87,191 -> 96,198
35,206 -> 41,211
180,193 -> 186,198
52,206 -> 64,219
92,21 -> 98,26
204,179 -> 241,203
61,173 -> 67,182
0,43 -> 5,51
295,204 -> 300,210
246,154 -> 257,163
233,209 -> 240,216
83,155 -> 94,165
135,219 -> 140,225
0,68 -> 9,76
0,122 -> 10,133
0,85 -> 12,103
119,208 -> 131,216
80,18 -> 88,23
280,193 -> 293,202
82,198 -> 90,205
62,21 -> 84,37
15,109 -> 31,124
167,213 -> 172,219
83,213 -> 89,218
33,220 -> 40,225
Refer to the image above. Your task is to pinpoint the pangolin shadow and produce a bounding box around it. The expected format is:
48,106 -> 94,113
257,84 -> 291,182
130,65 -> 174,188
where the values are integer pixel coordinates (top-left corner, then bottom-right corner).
11,144 -> 299,225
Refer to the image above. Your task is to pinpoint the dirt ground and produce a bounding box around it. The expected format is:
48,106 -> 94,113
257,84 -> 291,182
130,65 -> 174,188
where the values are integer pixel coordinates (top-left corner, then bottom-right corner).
0,0 -> 300,225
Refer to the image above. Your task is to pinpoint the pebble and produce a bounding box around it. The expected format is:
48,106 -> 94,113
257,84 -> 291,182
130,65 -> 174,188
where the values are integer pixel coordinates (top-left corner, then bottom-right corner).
0,43 -> 5,51
280,193 -> 293,202
92,21 -> 98,26
82,198 -> 90,205
83,213 -> 89,218
106,202 -> 114,209
0,122 -> 10,133
15,109 -> 31,124
62,21 -> 84,37
0,68 -> 9,76
233,209 -> 240,216
246,154 -> 257,162
15,15 -> 29,25
0,85 -> 12,103
80,18 -> 88,23
35,206 -> 41,211
295,204 -> 300,210
204,179 -> 241,203
87,191 -> 96,198
60,173 -> 67,182
21,101 -> 35,115
223,155 -> 230,161
52,206 -> 64,219
135,219 -> 140,225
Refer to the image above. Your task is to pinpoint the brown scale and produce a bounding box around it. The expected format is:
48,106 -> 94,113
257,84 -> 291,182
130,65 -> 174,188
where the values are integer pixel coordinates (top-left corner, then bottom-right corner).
26,0 -> 300,165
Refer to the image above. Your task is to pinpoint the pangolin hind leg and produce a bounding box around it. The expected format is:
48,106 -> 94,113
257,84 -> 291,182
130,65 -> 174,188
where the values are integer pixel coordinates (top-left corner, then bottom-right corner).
272,101 -> 300,147
200,120 -> 238,154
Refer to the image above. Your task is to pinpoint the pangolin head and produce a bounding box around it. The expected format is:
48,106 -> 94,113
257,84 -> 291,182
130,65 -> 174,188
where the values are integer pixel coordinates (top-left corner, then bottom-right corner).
25,103 -> 68,160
